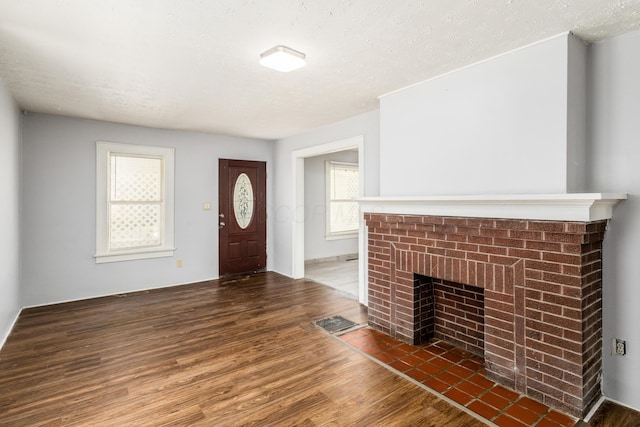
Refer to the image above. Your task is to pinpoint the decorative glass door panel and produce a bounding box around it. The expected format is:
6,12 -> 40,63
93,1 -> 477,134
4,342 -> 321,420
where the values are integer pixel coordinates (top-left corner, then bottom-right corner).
233,173 -> 254,229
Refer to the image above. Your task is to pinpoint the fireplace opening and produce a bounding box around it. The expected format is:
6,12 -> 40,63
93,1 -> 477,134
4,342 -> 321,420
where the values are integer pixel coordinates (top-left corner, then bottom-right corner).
414,273 -> 485,357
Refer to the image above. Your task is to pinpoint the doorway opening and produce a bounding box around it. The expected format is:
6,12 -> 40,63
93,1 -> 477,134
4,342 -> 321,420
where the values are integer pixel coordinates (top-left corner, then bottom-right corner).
291,136 -> 366,304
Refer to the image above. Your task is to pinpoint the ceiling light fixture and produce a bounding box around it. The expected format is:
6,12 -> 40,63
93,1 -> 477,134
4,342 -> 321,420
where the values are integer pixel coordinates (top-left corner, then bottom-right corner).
259,45 -> 306,72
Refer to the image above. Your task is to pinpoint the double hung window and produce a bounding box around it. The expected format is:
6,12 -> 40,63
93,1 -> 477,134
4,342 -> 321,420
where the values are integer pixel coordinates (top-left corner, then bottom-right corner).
95,142 -> 175,263
326,161 -> 359,239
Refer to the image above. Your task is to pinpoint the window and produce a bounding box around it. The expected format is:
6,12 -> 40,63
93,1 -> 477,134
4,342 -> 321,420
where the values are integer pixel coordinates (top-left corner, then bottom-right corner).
95,142 -> 175,263
326,161 -> 359,239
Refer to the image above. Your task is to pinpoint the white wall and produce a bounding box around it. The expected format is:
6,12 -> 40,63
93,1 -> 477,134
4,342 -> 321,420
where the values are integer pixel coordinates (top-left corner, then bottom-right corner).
273,110 -> 379,276
588,29 -> 640,410
0,79 -> 21,346
21,114 -> 272,307
304,151 -> 359,261
379,33 -> 582,196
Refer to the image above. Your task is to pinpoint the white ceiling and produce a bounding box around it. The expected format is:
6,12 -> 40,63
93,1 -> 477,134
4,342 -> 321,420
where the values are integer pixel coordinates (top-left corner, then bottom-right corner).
1,0 -> 640,140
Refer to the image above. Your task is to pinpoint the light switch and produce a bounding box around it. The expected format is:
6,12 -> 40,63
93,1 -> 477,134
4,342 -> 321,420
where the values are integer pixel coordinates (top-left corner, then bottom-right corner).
203,202 -> 212,210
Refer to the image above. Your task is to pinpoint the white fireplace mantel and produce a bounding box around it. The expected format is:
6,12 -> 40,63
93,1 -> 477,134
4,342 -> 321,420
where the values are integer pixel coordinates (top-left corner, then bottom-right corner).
357,193 -> 628,222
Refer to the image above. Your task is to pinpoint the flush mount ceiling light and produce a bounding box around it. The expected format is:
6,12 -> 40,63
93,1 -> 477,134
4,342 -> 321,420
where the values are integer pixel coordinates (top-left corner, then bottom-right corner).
259,45 -> 306,72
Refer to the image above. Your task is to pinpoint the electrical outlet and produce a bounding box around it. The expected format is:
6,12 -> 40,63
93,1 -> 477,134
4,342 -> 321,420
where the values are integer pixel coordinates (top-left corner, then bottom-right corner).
176,259 -> 183,268
614,338 -> 626,355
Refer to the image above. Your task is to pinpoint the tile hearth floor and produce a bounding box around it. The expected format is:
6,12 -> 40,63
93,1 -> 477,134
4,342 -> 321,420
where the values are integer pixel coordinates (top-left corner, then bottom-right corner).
339,328 -> 576,427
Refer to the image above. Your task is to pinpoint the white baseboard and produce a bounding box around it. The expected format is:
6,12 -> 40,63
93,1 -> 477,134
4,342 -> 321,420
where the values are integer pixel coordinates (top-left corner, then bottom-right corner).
305,253 -> 359,265
0,308 -> 22,351
21,277 -> 221,310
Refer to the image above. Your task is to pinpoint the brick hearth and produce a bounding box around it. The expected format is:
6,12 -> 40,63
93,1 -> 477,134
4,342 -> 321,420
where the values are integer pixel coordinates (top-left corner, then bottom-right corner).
364,213 -> 607,417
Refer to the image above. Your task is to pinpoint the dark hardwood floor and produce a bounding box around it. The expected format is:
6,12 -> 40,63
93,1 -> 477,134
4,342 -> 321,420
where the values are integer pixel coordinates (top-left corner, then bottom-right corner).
587,400 -> 640,427
0,272 -> 486,426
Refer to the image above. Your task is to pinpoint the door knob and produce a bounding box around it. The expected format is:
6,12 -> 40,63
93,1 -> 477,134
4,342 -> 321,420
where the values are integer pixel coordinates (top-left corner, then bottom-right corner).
219,221 -> 226,229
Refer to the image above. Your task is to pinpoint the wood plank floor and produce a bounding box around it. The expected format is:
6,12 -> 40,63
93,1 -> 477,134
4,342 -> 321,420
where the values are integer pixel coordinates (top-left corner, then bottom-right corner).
0,272 -> 486,426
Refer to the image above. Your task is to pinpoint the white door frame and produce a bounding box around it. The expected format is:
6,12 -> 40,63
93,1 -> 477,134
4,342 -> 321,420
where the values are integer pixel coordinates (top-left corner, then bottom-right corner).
291,135 -> 366,304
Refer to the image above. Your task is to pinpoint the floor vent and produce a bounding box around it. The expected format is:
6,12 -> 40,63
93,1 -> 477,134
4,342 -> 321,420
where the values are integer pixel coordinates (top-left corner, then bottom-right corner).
315,316 -> 358,333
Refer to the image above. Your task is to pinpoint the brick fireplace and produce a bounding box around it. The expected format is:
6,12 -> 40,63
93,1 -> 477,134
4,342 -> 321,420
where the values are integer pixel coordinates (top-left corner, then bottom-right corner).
358,194 -> 626,417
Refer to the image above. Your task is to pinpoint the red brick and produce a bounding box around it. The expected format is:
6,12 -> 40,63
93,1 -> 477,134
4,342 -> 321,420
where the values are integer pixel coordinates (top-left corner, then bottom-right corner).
543,334 -> 582,354
485,320 -> 515,336
526,260 -> 561,273
562,243 -> 582,254
526,279 -> 562,295
435,239 -> 457,249
417,216 -> 441,225
467,252 -> 490,263
480,228 -> 511,238
526,338 -> 564,358
456,242 -> 479,252
528,221 -> 566,232
508,248 -> 542,259
455,226 -> 480,236
447,233 -> 469,243
460,217 -> 491,227
479,245 -> 508,256
489,254 -> 517,265
510,229 -> 544,240
485,306 -> 515,323
494,237 -> 525,248
445,249 -> 466,259
525,319 -> 563,337
542,272 -> 582,287
542,293 -> 581,310
586,221 -> 607,233
541,252 -> 581,265
544,232 -> 585,244
526,240 -> 563,252
469,235 -> 494,245
439,217 -> 465,226
433,224 -> 457,235
494,219 -> 529,230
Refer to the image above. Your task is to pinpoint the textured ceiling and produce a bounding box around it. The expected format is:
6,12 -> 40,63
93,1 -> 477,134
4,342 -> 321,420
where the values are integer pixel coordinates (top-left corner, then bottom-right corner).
1,0 -> 640,140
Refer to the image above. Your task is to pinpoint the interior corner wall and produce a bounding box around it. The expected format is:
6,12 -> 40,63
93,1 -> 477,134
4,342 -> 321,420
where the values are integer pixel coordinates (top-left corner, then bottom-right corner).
566,34 -> 588,193
587,28 -> 640,411
0,78 -> 21,347
21,114 -> 273,307
304,151 -> 359,261
379,34 -> 573,196
273,110 -> 379,277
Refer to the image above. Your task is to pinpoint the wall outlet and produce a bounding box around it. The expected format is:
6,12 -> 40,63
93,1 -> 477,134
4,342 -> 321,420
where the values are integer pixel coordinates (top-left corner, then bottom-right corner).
614,338 -> 626,355
176,259 -> 183,268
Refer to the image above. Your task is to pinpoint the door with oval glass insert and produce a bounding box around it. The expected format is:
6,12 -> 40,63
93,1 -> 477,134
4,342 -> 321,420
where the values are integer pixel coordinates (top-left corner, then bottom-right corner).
218,159 -> 267,276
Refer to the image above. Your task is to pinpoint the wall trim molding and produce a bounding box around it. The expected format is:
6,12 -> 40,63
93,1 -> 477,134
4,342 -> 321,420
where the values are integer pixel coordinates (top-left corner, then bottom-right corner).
357,193 -> 627,222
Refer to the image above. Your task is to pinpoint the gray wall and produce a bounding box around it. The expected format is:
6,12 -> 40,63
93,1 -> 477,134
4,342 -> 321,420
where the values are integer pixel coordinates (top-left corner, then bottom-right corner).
0,80 -> 21,345
304,151 -> 359,261
21,114 -> 273,307
272,110 -> 379,276
588,29 -> 640,410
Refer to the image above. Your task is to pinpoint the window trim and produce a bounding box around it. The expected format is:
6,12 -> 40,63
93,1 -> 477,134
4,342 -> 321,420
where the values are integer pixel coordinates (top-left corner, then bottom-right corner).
95,141 -> 176,263
325,160 -> 359,240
